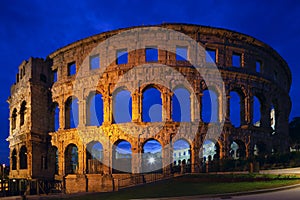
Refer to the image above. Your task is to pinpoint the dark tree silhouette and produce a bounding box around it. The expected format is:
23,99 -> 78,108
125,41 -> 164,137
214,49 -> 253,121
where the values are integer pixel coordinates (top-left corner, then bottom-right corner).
289,117 -> 300,151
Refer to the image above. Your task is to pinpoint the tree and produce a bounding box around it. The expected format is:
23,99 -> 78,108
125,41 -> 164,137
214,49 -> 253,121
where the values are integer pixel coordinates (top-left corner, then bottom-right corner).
289,117 -> 300,151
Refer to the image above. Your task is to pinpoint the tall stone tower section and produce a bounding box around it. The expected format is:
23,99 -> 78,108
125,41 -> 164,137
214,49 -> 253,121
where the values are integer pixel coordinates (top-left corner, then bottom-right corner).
7,57 -> 55,181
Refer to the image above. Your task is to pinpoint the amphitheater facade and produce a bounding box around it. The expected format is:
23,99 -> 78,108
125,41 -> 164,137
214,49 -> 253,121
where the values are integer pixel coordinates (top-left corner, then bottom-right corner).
7,23 -> 291,193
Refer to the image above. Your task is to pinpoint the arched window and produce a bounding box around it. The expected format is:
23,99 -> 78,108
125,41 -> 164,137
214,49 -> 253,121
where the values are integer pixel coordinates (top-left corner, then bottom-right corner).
53,103 -> 59,131
270,104 -> 276,132
172,88 -> 191,122
11,108 -> 17,130
12,149 -> 17,170
202,90 -> 218,123
142,87 -> 162,122
230,91 -> 242,127
65,144 -> 78,174
65,97 -> 79,129
142,139 -> 162,173
173,139 -> 191,173
19,146 -> 27,169
86,141 -> 103,174
113,140 -> 132,173
113,90 -> 132,123
202,139 -> 220,161
20,101 -> 26,126
253,96 -> 261,127
230,140 -> 246,160
86,93 -> 103,126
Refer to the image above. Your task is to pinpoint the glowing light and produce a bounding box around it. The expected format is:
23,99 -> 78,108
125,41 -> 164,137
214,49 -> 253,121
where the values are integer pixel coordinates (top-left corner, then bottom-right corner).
148,157 -> 155,164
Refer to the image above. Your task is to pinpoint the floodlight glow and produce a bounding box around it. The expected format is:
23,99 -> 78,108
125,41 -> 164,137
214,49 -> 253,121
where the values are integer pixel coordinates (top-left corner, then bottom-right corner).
148,157 -> 155,164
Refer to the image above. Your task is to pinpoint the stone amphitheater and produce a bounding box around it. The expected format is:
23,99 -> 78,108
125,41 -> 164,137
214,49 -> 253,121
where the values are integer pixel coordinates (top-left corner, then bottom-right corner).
7,23 -> 291,193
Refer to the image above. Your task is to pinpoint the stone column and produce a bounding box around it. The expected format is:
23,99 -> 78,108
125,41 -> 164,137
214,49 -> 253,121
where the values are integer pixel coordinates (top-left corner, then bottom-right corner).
78,99 -> 85,128
59,98 -> 65,130
191,144 -> 200,173
191,92 -> 200,122
131,145 -> 142,174
162,145 -> 172,175
162,90 -> 172,122
131,92 -> 141,122
243,95 -> 251,125
103,95 -> 112,125
225,94 -> 231,123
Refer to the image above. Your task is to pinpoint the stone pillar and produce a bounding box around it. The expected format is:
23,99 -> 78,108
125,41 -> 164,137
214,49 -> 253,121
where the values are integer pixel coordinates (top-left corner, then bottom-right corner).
199,93 -> 203,122
191,144 -> 200,173
162,90 -> 172,122
244,95 -> 251,125
131,145 -> 142,174
131,92 -> 141,122
78,99 -> 85,127
191,92 -> 200,122
162,145 -> 172,175
59,98 -> 65,130
225,94 -> 230,123
59,142 -> 65,176
103,95 -> 112,125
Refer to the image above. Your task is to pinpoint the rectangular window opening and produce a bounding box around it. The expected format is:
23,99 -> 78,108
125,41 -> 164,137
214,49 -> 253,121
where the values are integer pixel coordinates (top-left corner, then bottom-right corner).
116,49 -> 128,65
232,53 -> 241,67
53,70 -> 58,82
176,46 -> 188,61
90,55 -> 100,70
206,48 -> 216,63
68,62 -> 76,76
145,47 -> 158,62
256,60 -> 262,72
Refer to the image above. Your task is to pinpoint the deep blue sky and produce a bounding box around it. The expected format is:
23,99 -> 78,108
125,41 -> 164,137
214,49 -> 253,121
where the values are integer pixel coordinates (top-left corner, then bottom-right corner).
1,0 -> 300,165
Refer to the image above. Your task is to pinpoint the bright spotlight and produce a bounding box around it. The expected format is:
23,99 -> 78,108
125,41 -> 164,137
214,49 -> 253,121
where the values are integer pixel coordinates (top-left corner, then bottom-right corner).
148,157 -> 155,164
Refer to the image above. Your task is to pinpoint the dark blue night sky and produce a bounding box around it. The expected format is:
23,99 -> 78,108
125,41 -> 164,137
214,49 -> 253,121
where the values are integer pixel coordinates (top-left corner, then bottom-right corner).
1,0 -> 300,165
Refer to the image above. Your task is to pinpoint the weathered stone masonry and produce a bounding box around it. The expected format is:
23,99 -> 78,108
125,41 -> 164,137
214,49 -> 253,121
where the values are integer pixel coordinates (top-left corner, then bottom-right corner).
7,23 -> 291,193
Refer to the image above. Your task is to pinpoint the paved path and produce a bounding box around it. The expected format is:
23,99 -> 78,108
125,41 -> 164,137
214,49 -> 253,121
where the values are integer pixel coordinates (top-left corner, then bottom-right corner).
260,167 -> 300,175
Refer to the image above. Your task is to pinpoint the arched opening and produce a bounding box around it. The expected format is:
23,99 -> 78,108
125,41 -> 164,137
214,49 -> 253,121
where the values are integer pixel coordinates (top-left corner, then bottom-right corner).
53,103 -> 59,131
113,89 -> 132,123
12,149 -> 17,170
230,91 -> 242,127
12,108 -> 17,130
202,89 -> 218,123
172,87 -> 191,122
65,97 -> 79,129
20,101 -> 26,126
230,140 -> 246,160
202,140 -> 220,161
253,96 -> 261,127
64,144 -> 78,174
112,140 -> 132,173
173,139 -> 191,173
86,141 -> 103,174
19,146 -> 27,169
142,87 -> 162,122
142,139 -> 162,173
86,92 -> 103,126
270,104 -> 276,134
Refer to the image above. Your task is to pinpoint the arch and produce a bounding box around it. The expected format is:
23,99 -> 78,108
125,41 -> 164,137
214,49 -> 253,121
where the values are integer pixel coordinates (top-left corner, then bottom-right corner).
230,140 -> 246,159
202,89 -> 218,123
11,108 -> 17,130
270,104 -> 276,133
86,92 -> 103,126
113,89 -> 132,123
142,139 -> 162,173
172,87 -> 191,122
173,139 -> 191,173
112,140 -> 132,173
202,139 -> 220,161
253,96 -> 262,127
86,141 -> 104,174
20,101 -> 26,126
11,148 -> 17,170
64,144 -> 78,174
230,91 -> 242,127
53,102 -> 59,131
142,87 -> 162,122
19,145 -> 27,169
65,96 -> 79,129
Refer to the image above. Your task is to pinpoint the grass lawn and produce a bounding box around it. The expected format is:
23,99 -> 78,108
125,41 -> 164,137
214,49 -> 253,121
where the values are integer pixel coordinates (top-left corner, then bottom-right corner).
49,174 -> 300,200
